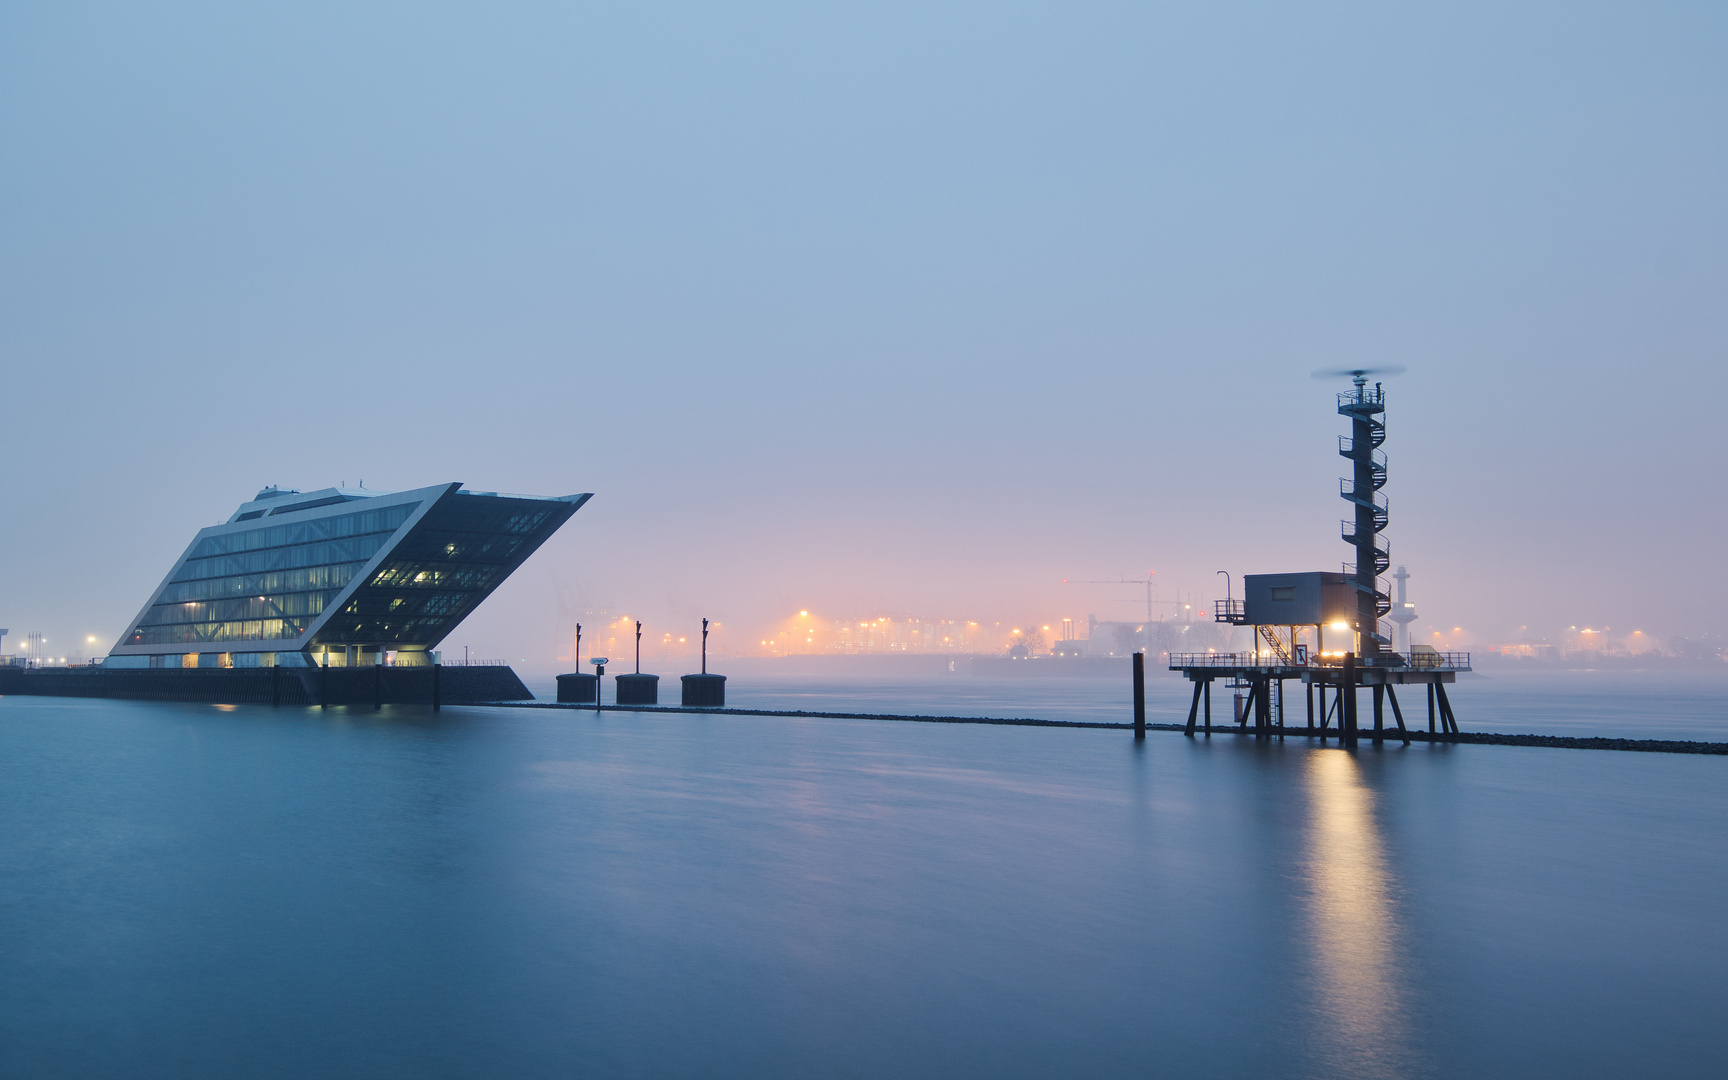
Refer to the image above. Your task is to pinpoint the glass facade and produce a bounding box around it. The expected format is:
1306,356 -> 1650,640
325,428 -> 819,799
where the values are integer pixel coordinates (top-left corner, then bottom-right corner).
316,496 -> 563,646
125,505 -> 413,647
111,484 -> 588,665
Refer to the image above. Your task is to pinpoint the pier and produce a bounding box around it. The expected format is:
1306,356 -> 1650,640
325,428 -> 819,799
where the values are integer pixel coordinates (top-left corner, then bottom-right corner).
1168,650 -> 1469,746
0,662 -> 531,707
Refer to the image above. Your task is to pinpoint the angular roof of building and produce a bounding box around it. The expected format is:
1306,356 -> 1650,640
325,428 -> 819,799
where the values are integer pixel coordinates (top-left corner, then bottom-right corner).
111,483 -> 591,657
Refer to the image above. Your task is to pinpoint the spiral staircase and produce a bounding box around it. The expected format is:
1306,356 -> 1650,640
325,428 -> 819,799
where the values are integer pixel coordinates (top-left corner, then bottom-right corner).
1337,379 -> 1392,650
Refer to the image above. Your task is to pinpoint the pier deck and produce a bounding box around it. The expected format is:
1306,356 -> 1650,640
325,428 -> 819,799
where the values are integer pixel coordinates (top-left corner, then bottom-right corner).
1168,651 -> 1471,742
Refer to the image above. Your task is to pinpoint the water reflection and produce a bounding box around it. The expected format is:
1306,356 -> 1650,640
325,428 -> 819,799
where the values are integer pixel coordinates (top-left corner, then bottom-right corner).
1303,750 -> 1417,1078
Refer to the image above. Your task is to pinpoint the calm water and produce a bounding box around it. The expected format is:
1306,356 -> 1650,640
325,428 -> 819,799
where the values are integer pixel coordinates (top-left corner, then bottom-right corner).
680,667 -> 1728,739
1,675 -> 1724,1078
533,663 -> 1728,741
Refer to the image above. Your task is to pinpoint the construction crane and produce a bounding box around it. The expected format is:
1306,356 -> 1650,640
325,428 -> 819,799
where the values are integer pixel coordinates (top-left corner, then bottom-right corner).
1061,572 -> 1189,624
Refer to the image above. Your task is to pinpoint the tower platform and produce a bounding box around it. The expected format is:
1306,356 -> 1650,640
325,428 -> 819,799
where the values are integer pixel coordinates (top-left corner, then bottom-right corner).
1168,651 -> 1469,743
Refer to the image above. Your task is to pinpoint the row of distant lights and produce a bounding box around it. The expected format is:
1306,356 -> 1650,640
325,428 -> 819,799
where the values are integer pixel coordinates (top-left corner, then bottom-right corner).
8,634 -> 104,665
759,614 -> 1492,649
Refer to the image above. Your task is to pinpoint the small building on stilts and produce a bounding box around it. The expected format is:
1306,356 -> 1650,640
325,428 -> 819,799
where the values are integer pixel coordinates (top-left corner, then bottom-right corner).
1170,369 -> 1469,745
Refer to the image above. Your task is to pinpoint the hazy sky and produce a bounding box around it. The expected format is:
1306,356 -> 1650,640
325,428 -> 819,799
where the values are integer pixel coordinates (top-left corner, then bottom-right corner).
2,1 -> 1724,667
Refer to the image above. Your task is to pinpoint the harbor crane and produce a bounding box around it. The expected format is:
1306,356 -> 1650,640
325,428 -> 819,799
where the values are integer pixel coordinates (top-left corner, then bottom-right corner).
1062,572 -> 1190,624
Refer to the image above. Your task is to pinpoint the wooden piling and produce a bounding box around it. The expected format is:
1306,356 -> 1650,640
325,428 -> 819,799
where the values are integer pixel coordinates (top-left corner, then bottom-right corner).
1132,652 -> 1146,739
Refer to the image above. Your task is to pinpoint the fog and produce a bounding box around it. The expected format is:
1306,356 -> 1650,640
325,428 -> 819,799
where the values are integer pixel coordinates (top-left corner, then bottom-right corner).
2,1 -> 1724,674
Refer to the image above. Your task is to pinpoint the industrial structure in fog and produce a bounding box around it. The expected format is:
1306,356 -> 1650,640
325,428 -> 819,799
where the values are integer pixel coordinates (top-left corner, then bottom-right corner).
1171,370 -> 1469,746
1389,565 -> 1418,653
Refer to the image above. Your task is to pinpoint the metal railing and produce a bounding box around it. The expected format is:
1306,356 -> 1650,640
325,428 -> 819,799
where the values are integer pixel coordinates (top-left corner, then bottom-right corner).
1337,438 -> 1386,466
1341,518 -> 1391,539
1338,388 -> 1385,409
1404,650 -> 1470,669
1339,479 -> 1388,508
1171,652 -> 1291,668
1170,650 -> 1470,671
1213,598 -> 1245,623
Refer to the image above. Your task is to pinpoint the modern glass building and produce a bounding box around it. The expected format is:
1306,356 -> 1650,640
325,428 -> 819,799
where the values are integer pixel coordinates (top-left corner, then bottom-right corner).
106,483 -> 590,669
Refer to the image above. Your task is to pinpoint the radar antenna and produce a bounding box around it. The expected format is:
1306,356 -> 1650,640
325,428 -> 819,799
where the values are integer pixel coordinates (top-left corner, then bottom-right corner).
1311,365 -> 1407,390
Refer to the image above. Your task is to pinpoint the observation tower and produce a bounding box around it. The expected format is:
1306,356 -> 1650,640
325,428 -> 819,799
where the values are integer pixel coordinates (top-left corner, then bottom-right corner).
1170,370 -> 1467,746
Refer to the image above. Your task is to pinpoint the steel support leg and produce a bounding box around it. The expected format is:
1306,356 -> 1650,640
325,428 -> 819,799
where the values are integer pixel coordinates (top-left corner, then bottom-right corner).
1342,653 -> 1358,748
1436,681 -> 1457,733
1185,679 -> 1203,736
1386,684 -> 1409,745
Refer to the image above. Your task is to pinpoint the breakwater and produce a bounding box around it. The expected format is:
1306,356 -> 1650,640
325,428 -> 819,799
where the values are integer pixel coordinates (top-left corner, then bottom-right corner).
0,664 -> 531,706
494,702 -> 1728,755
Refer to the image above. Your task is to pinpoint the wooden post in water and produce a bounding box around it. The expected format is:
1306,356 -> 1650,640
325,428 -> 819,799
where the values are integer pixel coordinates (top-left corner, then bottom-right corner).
1372,683 -> 1385,745
373,658 -> 382,710
432,662 -> 441,712
1132,652 -> 1146,739
1203,680 -> 1212,735
320,658 -> 328,709
1427,682 -> 1437,733
270,663 -> 280,708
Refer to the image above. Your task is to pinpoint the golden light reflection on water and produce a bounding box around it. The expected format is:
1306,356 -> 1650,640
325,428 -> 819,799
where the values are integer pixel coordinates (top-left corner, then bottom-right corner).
1303,750 -> 1414,1078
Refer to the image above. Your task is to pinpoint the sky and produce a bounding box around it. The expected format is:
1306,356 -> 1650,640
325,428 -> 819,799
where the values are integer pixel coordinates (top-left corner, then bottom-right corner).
2,0 -> 1725,669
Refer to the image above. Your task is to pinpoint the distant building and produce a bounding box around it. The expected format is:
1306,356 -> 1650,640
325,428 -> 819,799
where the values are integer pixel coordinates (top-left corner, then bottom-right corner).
106,483 -> 589,670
